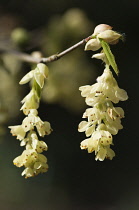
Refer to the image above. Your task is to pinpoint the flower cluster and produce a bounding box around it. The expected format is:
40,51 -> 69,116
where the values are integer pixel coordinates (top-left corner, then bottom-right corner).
85,24 -> 122,51
9,63 -> 52,178
78,24 -> 128,161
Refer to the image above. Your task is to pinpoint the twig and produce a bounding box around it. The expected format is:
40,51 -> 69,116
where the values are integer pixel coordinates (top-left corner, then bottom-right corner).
0,36 -> 91,64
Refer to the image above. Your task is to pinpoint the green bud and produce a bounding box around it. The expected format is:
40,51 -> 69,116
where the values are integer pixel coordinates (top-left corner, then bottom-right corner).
11,28 -> 30,46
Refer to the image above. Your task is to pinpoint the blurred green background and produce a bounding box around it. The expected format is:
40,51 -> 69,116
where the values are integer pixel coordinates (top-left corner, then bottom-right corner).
0,0 -> 138,210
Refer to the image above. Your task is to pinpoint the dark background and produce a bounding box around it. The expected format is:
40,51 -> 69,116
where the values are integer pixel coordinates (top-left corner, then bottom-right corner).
0,1 -> 138,210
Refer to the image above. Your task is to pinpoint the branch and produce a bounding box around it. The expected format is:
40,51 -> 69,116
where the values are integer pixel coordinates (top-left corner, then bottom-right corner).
0,36 -> 91,64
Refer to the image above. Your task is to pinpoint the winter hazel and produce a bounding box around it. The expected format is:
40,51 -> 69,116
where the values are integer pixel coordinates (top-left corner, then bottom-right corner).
8,23 -> 128,178
78,24 -> 128,161
9,63 -> 52,178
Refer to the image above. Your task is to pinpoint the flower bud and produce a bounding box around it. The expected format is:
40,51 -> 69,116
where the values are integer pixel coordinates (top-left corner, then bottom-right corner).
85,39 -> 101,51
92,52 -> 108,64
31,51 -> 43,59
93,24 -> 112,36
97,30 -> 121,43
92,52 -> 105,59
11,28 -> 30,46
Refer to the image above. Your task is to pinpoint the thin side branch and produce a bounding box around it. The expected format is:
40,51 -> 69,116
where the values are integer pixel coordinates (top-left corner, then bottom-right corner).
0,36 -> 91,64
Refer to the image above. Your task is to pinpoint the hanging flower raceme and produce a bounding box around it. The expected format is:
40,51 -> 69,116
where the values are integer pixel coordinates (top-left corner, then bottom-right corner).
78,24 -> 128,161
9,63 -> 52,178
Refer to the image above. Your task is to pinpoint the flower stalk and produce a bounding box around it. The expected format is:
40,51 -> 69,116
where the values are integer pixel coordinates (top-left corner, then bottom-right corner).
0,37 -> 92,64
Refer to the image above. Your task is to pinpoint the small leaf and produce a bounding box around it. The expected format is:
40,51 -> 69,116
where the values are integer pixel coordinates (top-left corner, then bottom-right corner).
33,79 -> 41,98
99,39 -> 119,75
